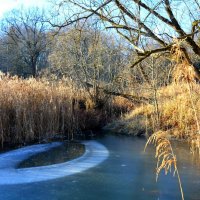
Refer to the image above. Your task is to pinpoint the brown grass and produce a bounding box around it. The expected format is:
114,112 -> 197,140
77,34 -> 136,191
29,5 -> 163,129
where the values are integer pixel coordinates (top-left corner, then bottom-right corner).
0,73 -> 132,147
123,82 -> 200,139
145,131 -> 184,200
171,40 -> 200,83
0,73 -> 76,146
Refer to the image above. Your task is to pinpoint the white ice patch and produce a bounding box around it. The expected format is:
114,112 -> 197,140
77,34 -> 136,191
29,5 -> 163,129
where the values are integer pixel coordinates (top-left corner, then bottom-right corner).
0,141 -> 109,185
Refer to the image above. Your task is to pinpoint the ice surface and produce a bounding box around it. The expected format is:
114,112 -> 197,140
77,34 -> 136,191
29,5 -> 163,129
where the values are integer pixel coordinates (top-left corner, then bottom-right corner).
0,141 -> 109,185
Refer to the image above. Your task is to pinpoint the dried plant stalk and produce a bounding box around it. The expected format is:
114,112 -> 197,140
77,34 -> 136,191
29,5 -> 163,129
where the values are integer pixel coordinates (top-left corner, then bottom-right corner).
145,131 -> 184,200
171,40 -> 200,83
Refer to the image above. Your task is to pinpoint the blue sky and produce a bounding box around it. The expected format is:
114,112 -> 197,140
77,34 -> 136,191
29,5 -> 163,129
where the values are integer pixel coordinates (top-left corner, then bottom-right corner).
0,0 -> 49,18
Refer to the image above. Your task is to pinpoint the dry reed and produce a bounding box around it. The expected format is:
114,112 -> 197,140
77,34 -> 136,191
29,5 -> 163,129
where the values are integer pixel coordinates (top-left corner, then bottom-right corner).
145,131 -> 184,200
0,73 -> 76,147
0,73 -> 131,147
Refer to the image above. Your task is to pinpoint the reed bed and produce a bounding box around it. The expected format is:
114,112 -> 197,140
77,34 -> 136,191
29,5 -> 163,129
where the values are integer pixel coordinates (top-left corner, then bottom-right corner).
125,83 -> 200,139
0,73 -> 132,147
0,74 -> 76,147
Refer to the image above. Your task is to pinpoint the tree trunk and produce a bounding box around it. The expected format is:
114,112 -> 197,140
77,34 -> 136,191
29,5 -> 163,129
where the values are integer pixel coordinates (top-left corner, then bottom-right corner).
31,58 -> 37,77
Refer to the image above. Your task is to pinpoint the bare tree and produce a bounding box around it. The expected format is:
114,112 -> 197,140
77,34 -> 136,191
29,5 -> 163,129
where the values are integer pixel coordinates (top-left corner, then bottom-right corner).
51,0 -> 200,81
1,7 -> 49,77
46,24 -> 127,107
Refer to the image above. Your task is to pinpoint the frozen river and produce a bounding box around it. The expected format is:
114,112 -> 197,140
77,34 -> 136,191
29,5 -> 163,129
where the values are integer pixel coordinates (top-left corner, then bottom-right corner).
0,135 -> 199,200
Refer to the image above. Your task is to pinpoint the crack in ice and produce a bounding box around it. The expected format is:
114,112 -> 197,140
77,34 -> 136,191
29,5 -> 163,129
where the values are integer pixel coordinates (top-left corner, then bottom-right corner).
0,141 -> 109,185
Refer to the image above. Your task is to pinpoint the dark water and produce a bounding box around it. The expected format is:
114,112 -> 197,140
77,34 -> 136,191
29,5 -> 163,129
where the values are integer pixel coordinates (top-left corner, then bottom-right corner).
0,135 -> 200,200
18,142 -> 85,168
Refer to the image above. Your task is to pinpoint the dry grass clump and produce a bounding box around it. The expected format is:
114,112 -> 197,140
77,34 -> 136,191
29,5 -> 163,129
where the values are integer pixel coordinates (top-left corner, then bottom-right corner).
145,131 -> 177,179
145,131 -> 184,200
123,82 -> 200,139
112,96 -> 134,113
191,135 -> 200,155
125,104 -> 154,120
0,74 -> 76,147
158,83 -> 200,138
171,40 -> 200,83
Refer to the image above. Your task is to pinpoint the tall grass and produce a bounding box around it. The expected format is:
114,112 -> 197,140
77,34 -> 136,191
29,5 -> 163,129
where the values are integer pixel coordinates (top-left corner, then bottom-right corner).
0,74 -> 75,147
0,73 -> 132,147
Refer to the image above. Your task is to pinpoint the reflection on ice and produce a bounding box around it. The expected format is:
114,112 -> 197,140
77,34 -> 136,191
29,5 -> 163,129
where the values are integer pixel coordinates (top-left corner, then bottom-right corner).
0,141 -> 109,185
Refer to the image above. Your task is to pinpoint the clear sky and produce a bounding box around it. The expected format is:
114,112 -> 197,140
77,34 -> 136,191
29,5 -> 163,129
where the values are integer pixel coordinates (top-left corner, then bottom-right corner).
0,0 -> 49,18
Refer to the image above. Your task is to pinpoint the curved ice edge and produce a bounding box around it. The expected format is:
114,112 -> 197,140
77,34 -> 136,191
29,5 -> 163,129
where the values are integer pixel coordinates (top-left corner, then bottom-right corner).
0,141 -> 109,185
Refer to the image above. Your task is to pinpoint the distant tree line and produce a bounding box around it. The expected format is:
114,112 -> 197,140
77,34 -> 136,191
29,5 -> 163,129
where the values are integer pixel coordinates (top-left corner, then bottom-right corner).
0,1 -> 199,104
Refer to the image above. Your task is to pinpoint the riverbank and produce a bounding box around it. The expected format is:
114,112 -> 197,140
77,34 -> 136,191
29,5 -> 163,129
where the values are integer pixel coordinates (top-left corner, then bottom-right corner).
104,82 -> 200,146
1,73 -> 200,156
